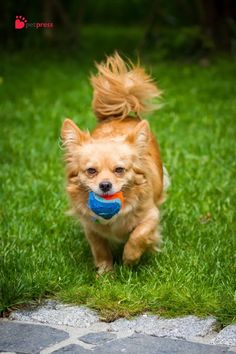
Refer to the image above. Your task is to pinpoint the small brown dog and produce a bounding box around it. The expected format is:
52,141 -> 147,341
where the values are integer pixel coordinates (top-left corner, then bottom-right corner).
61,53 -> 166,273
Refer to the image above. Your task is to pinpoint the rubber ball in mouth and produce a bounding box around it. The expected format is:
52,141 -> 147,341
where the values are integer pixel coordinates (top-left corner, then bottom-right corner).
88,191 -> 124,220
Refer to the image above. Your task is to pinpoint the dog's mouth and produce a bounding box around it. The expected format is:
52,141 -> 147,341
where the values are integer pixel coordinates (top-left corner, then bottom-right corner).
91,188 -> 121,197
95,190 -> 120,197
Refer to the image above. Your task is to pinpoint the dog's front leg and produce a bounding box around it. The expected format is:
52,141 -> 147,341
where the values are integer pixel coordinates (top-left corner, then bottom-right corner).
85,229 -> 113,274
123,208 -> 161,265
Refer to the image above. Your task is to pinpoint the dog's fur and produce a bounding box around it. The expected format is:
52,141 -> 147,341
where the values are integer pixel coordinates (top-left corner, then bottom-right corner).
61,53 -> 164,273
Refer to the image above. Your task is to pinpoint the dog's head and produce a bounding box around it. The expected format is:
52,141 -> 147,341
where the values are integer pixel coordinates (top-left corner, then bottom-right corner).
61,119 -> 150,197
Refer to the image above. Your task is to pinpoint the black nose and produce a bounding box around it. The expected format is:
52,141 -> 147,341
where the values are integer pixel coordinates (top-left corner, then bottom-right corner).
99,181 -> 112,193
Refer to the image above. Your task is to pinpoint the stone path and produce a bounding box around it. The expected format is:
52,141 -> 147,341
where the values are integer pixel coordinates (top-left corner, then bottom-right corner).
0,301 -> 235,353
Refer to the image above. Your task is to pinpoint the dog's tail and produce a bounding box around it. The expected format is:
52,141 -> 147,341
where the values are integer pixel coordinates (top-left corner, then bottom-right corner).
91,52 -> 161,121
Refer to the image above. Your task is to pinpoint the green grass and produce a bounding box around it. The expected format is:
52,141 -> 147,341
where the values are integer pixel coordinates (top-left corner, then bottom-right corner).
0,49 -> 235,325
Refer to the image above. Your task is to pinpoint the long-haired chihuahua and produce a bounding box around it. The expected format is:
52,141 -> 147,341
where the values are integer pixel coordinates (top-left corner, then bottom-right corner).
61,53 -> 168,273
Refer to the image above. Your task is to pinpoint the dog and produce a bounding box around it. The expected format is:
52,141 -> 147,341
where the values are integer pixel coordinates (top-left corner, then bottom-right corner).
61,52 -> 167,273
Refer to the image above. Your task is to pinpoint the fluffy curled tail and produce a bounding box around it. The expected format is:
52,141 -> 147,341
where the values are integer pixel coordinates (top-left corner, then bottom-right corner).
91,52 -> 161,121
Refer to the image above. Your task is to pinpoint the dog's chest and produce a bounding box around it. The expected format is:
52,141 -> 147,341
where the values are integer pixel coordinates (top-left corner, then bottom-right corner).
91,211 -> 138,243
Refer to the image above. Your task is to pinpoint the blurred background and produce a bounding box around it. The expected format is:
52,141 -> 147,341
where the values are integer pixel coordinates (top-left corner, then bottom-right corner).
2,0 -> 236,60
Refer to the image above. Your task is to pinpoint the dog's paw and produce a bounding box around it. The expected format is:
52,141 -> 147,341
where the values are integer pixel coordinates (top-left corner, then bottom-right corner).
122,244 -> 142,266
96,261 -> 113,275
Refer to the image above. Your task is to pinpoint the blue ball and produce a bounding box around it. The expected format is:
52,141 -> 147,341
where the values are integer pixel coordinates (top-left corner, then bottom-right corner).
88,191 -> 121,219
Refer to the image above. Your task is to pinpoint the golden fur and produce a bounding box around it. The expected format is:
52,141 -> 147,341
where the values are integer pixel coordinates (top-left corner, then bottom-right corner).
61,53 -> 164,273
91,52 -> 161,120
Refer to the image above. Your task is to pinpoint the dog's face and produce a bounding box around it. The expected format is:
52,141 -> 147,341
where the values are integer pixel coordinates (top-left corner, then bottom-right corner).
61,119 -> 150,196
75,140 -> 136,196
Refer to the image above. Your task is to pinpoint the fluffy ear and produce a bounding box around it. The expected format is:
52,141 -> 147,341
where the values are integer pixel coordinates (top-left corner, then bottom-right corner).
61,119 -> 90,148
126,120 -> 150,152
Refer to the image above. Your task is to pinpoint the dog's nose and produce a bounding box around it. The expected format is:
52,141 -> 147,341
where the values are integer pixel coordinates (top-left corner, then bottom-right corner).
99,181 -> 112,193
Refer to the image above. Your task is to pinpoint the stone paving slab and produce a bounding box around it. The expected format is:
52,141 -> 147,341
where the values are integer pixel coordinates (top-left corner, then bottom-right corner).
52,334 -> 235,354
97,334 -> 235,354
108,314 -> 217,341
3,301 -> 236,353
212,325 -> 236,347
79,331 -> 117,344
1,319 -> 235,354
52,344 -> 90,353
0,321 -> 69,353
10,301 -> 99,328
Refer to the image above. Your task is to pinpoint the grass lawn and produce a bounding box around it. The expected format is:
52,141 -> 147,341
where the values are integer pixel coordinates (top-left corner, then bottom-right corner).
0,47 -> 235,325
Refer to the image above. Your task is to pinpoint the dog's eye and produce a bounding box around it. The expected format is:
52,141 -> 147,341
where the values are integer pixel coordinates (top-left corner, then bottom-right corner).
86,168 -> 97,176
114,167 -> 125,174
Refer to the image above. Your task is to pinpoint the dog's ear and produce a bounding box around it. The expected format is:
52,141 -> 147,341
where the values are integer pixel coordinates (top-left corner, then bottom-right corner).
126,120 -> 150,152
61,119 -> 90,148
